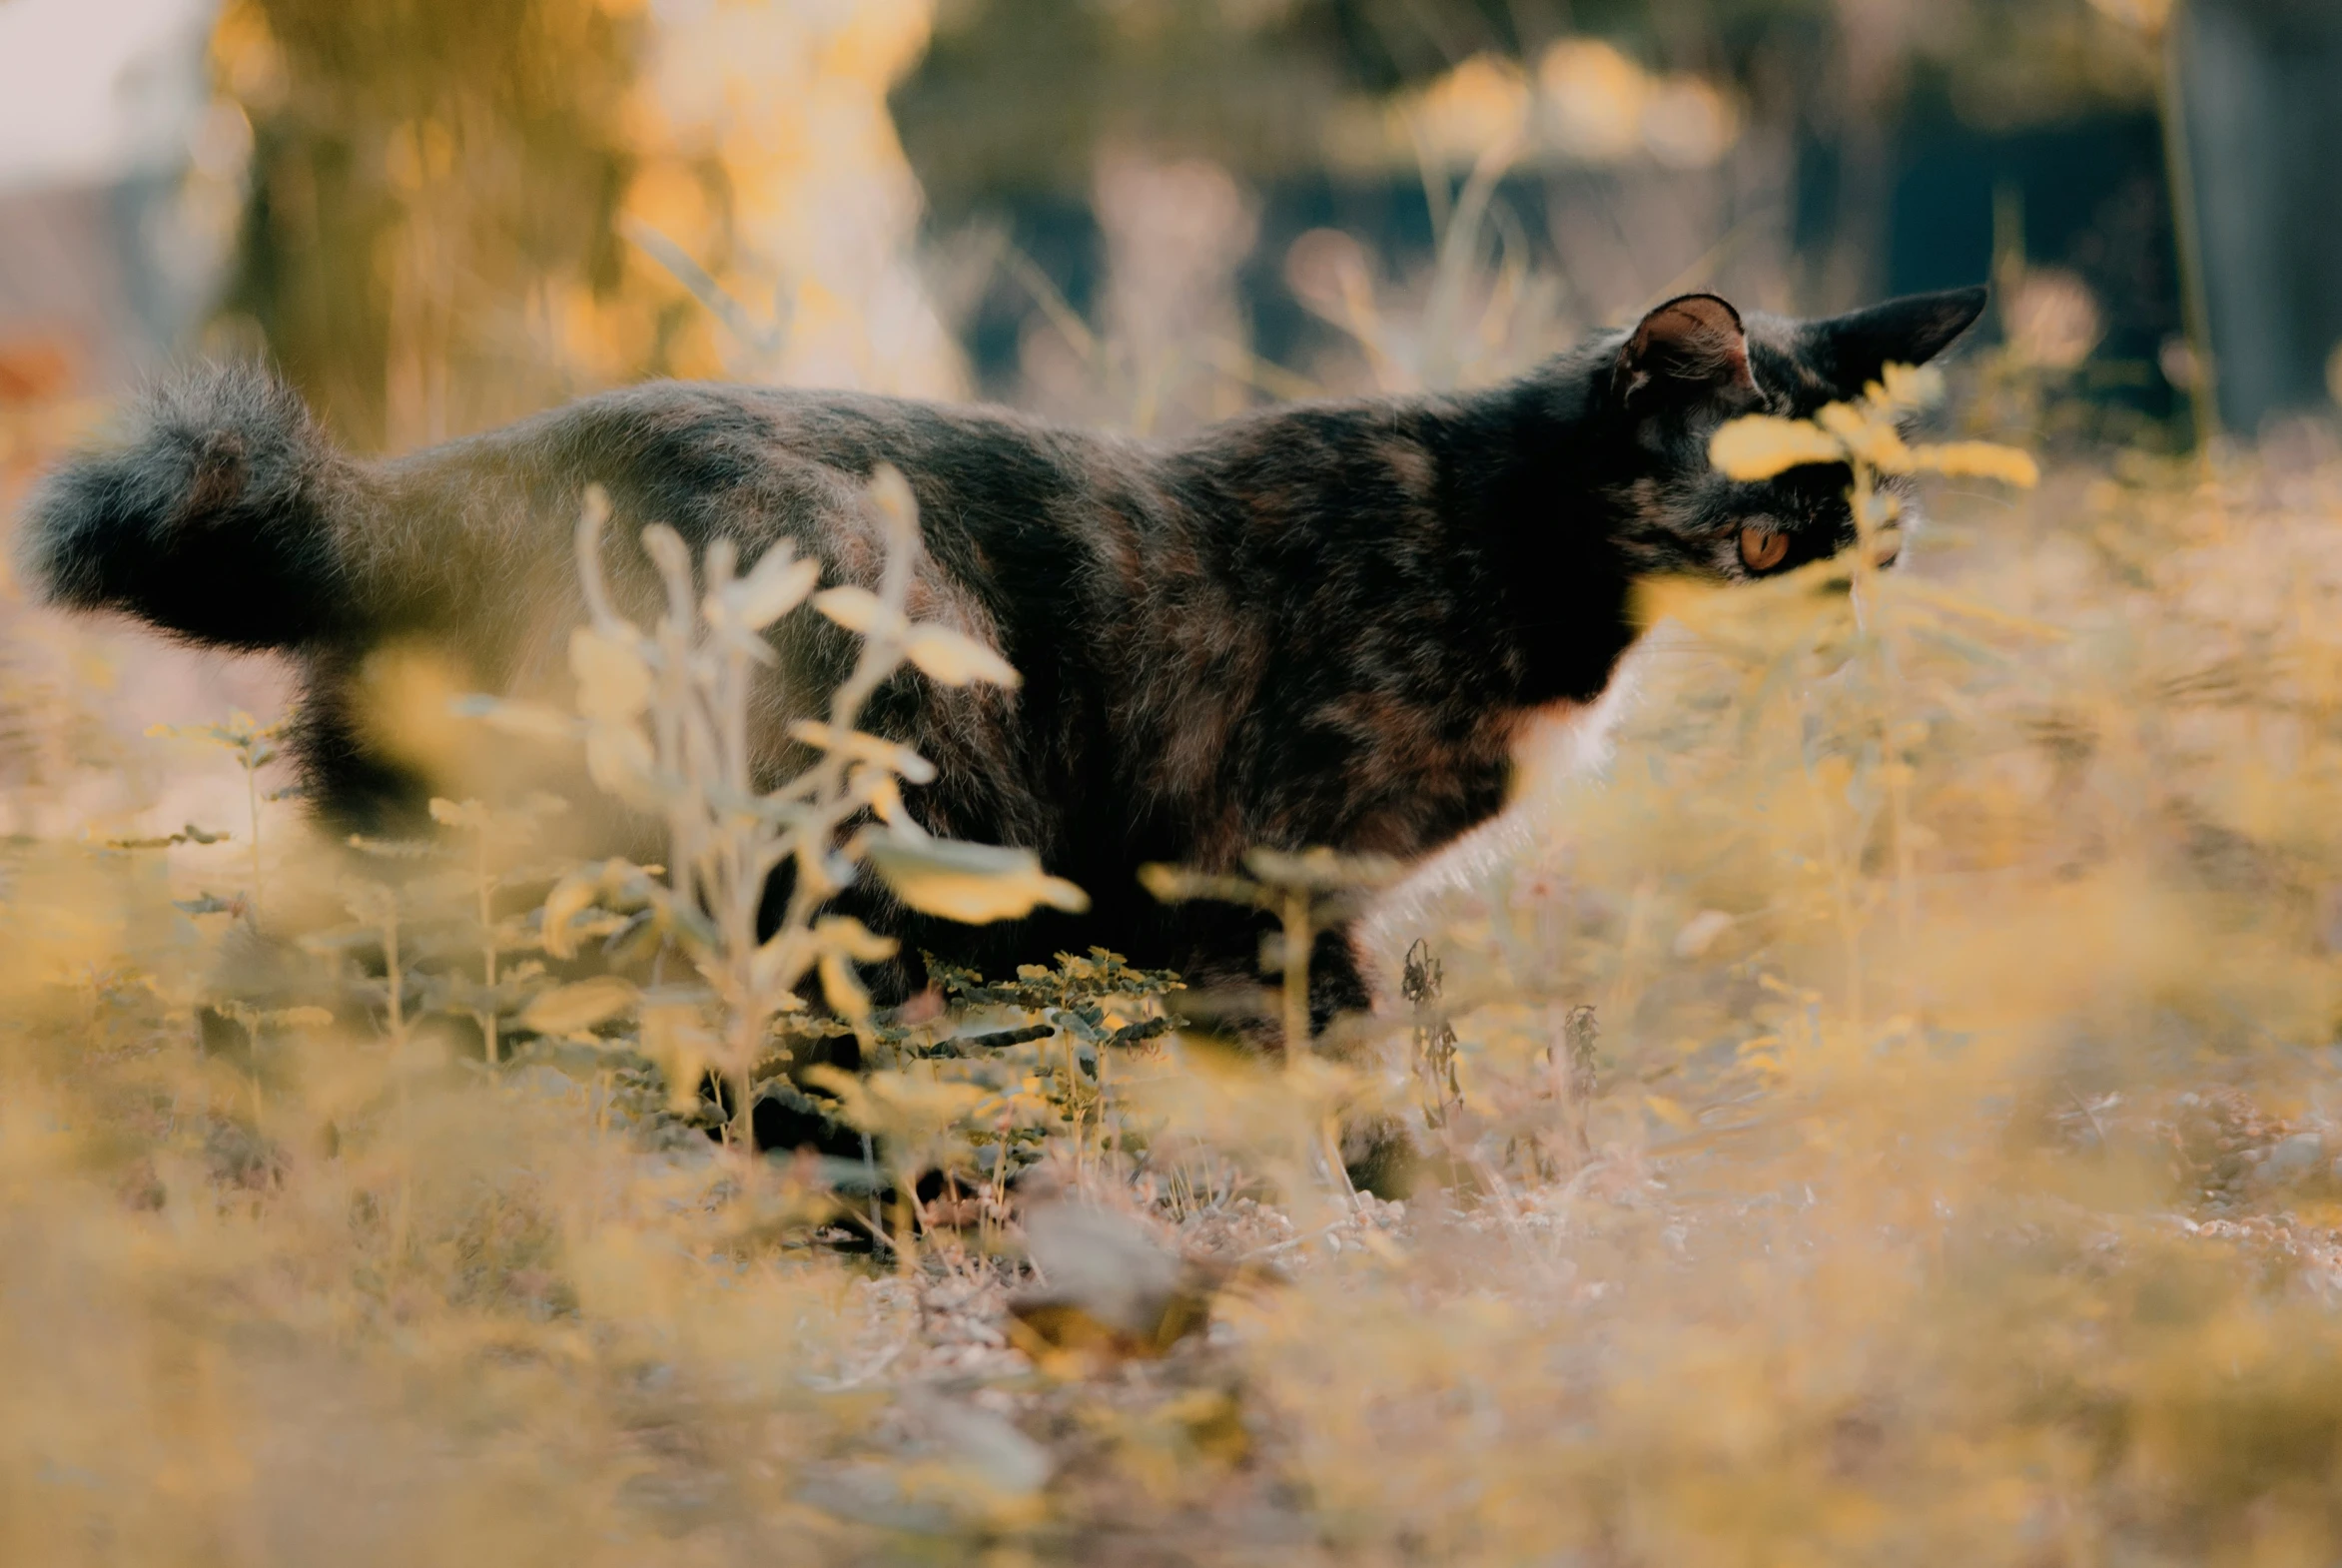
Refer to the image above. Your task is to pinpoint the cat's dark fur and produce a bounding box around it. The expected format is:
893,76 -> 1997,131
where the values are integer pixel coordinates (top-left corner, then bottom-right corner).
17,287 -> 1984,1029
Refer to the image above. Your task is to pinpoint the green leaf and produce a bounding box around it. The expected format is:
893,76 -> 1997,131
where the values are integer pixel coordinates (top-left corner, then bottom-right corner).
902,624 -> 1022,688
728,545 -> 822,630
863,832 -> 1089,924
1708,414 -> 1846,480
518,977 -> 640,1037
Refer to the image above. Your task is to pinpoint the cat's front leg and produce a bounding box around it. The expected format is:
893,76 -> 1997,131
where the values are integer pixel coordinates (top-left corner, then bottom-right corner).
1306,922 -> 1374,1037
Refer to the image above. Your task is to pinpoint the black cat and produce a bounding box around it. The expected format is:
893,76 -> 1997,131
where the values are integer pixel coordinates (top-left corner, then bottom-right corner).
18,287 -> 1985,1029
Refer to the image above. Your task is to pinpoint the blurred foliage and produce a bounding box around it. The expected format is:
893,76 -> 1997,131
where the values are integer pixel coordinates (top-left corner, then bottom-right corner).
200,0 -> 2174,444
896,0 -> 2162,210
213,0 -> 959,443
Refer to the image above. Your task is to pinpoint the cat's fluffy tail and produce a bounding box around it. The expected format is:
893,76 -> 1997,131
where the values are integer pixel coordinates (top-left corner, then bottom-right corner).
15,363 -> 367,649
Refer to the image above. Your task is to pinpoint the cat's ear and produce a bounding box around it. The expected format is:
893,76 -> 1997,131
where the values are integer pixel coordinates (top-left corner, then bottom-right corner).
1613,294 -> 1756,408
1808,286 -> 1988,394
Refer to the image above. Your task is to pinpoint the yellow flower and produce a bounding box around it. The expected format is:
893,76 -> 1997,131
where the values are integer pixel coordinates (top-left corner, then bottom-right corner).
1709,415 -> 1845,480
1911,441 -> 2041,488
1819,401 -> 1915,471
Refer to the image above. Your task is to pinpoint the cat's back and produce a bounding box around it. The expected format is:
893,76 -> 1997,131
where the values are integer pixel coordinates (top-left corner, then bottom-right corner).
409,379 -> 1184,592
486,380 -> 1136,510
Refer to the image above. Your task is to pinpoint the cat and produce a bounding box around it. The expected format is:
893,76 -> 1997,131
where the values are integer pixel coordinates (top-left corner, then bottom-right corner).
17,286 -> 1985,1040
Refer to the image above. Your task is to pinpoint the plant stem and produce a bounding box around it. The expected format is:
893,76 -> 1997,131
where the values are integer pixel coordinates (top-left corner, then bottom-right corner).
2156,5 -> 2221,459
476,827 -> 498,1066
1281,889 -> 1311,1058
245,749 -> 264,925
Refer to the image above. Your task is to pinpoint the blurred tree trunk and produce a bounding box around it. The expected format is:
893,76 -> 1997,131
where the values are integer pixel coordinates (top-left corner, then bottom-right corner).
2173,0 -> 2342,433
1813,0 -> 1917,311
211,0 -> 644,450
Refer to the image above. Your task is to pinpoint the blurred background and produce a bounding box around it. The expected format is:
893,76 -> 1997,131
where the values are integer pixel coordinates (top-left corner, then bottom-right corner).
0,0 -> 2337,457
12,13 -> 2342,1555
0,0 -> 2339,841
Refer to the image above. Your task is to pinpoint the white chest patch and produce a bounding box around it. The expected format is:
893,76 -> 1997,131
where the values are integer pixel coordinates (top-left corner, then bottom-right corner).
1349,663 -> 1640,1006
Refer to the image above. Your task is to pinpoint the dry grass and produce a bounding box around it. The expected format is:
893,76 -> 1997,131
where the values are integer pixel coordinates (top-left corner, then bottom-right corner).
9,84 -> 2342,1543
31,0 -> 2334,1554
7,377 -> 2342,1564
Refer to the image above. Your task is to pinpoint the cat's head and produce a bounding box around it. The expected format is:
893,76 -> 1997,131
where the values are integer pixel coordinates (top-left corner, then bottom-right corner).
1599,286 -> 1988,580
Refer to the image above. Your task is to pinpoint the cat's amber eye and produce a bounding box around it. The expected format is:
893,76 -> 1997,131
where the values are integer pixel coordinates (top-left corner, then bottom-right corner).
1739,527 -> 1788,572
